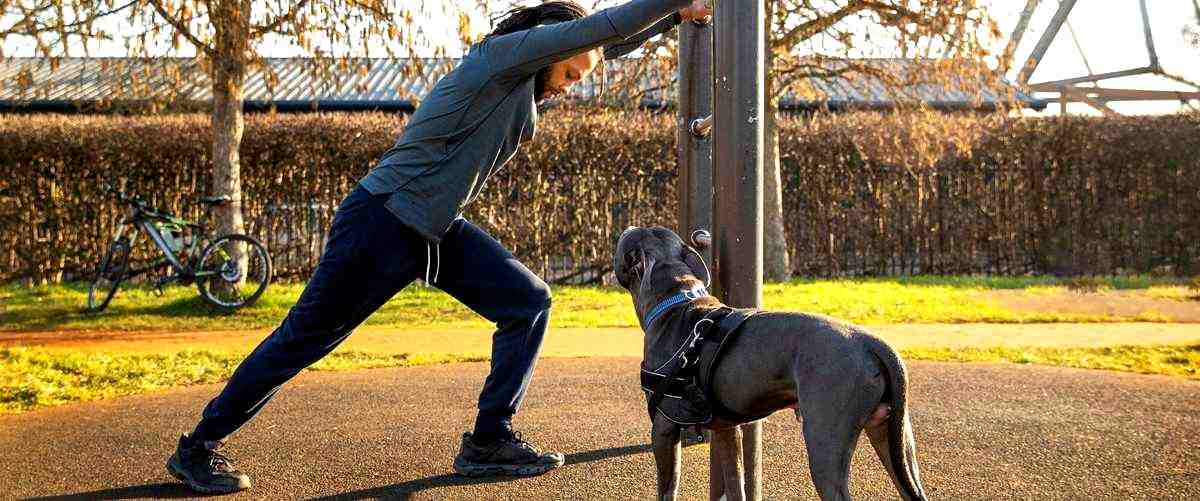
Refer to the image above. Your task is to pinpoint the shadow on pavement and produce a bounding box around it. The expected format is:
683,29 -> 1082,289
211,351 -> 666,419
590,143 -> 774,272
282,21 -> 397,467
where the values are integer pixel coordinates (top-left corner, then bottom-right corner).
22,482 -> 201,500
316,443 -> 653,500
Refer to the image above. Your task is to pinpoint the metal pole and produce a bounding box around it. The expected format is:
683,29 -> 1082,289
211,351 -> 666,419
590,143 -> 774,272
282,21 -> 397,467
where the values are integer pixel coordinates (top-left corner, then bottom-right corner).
712,0 -> 765,500
1017,0 -> 1078,85
677,18 -> 714,268
1138,0 -> 1160,71
677,13 -> 715,453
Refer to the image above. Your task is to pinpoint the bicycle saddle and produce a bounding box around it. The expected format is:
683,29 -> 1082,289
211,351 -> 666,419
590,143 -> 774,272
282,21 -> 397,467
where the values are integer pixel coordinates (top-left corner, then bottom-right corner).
197,195 -> 232,206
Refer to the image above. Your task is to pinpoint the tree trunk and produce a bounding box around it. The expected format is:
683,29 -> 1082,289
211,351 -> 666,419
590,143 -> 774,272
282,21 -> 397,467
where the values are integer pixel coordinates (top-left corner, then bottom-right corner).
763,106 -> 790,282
211,58 -> 248,283
762,0 -> 791,282
212,63 -> 245,240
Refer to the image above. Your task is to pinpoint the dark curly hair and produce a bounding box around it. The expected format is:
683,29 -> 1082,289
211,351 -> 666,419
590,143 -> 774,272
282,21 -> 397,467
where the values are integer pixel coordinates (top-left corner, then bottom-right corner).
487,1 -> 592,102
486,1 -> 590,40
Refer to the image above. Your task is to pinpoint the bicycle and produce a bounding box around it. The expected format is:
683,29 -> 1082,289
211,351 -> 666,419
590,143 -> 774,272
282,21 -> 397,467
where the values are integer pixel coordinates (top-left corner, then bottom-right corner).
87,185 -> 272,312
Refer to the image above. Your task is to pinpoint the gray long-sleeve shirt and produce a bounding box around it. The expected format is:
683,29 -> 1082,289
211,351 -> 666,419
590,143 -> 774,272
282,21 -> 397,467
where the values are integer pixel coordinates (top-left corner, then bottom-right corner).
358,0 -> 692,243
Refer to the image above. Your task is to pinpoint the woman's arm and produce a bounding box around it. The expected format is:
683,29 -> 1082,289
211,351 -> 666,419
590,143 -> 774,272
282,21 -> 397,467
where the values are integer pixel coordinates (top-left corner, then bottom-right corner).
484,0 -> 693,80
603,13 -> 681,61
605,1 -> 710,60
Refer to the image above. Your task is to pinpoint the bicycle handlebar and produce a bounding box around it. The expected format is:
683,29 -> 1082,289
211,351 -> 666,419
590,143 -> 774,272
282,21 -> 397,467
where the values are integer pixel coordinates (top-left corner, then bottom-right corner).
103,183 -> 151,211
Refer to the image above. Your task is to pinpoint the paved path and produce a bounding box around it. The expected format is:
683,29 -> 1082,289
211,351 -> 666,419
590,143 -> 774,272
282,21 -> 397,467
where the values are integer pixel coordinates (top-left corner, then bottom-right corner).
5,323 -> 1199,355
2,358 -> 1197,500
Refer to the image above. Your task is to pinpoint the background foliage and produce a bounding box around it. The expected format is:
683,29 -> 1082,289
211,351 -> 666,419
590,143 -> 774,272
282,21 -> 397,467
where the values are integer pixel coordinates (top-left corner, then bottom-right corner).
2,110 -> 1196,284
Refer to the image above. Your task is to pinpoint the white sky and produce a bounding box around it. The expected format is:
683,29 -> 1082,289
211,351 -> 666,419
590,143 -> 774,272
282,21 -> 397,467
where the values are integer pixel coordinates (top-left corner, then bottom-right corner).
994,0 -> 1200,114
5,0 -> 1198,114
416,0 -> 1200,114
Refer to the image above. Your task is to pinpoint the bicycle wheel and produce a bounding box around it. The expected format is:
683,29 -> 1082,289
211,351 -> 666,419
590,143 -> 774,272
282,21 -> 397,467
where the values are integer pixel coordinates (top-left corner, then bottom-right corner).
87,237 -> 131,312
195,234 -> 272,310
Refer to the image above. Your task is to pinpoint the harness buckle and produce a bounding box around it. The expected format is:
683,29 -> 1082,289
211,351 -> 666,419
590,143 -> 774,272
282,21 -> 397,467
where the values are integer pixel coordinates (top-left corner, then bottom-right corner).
683,286 -> 707,301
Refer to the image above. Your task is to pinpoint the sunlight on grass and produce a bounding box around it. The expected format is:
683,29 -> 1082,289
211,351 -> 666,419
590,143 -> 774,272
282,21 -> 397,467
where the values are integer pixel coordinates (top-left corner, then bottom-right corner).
902,344 -> 1200,379
3,343 -> 1196,414
1,275 -> 1194,332
0,347 -> 485,413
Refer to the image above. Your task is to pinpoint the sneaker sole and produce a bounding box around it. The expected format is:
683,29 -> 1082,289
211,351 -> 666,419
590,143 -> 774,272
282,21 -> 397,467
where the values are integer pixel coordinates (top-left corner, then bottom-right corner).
453,456 -> 565,478
166,456 -> 250,494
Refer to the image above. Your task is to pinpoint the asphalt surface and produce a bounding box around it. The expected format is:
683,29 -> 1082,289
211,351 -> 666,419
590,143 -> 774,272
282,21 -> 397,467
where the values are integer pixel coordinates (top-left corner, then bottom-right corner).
1,358 -> 1197,500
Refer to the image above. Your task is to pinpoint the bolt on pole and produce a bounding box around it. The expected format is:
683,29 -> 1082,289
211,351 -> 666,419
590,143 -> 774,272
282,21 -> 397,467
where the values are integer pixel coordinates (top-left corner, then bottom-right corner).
677,17 -> 715,267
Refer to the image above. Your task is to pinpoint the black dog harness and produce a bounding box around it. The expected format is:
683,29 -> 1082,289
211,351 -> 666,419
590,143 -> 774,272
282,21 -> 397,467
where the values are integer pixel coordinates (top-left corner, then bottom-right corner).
640,304 -> 761,425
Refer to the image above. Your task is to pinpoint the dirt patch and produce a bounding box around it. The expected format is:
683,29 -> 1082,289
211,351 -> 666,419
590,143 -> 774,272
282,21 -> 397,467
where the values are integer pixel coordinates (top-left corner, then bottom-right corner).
983,290 -> 1200,322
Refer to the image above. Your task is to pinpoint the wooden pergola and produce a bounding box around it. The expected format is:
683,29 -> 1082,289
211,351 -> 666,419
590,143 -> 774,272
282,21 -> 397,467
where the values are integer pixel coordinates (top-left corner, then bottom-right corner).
1007,0 -> 1200,115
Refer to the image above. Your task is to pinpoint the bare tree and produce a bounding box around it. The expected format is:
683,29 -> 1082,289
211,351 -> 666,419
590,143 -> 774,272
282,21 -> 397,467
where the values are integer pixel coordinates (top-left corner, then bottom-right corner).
1,0 -> 473,250
763,0 -> 1001,281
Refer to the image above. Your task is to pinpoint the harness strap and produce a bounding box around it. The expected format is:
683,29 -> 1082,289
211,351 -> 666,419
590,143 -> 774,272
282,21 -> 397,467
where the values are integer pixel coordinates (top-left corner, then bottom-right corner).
641,307 -> 733,423
698,308 -> 764,421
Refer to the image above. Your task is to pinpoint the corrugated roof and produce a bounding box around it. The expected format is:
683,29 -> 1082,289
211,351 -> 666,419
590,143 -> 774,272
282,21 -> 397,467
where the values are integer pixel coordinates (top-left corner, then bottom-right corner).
0,57 -> 1043,112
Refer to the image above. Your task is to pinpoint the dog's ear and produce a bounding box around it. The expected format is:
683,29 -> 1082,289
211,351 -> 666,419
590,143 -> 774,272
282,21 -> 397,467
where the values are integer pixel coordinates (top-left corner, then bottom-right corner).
616,248 -> 641,289
681,245 -> 710,287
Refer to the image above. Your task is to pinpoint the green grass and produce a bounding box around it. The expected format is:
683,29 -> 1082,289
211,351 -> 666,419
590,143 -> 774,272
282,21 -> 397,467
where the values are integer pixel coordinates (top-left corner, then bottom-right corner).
3,343 -> 1196,414
1,275 -> 1194,332
903,344 -> 1200,379
0,347 -> 485,413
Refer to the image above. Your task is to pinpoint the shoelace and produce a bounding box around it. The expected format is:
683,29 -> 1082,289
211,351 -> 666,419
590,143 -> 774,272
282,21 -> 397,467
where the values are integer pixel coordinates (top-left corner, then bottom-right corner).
196,448 -> 236,473
504,431 -> 539,454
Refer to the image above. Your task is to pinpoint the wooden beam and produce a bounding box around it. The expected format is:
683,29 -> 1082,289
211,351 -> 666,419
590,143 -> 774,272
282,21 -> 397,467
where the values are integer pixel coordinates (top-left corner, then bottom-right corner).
1028,66 -> 1155,89
1018,0 -> 1078,85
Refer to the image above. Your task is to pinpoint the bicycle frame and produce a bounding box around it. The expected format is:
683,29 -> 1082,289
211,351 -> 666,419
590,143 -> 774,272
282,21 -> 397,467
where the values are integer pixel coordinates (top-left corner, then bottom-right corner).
114,203 -> 209,281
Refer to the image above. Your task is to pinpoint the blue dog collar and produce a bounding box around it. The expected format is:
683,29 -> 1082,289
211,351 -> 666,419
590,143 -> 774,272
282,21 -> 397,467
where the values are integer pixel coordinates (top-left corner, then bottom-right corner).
642,286 -> 709,328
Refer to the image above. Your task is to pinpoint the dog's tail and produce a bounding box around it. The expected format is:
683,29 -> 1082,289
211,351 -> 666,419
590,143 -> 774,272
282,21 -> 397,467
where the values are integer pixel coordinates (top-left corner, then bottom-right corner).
863,335 -> 928,501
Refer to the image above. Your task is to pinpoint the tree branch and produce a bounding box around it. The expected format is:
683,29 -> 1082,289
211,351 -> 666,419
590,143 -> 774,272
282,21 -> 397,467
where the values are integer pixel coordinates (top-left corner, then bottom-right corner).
774,1 -> 870,50
253,0 -> 310,36
147,0 -> 213,55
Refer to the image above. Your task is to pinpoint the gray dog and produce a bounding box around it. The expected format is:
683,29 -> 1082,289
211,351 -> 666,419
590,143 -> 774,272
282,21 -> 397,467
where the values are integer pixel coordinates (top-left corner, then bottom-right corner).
614,226 -> 927,501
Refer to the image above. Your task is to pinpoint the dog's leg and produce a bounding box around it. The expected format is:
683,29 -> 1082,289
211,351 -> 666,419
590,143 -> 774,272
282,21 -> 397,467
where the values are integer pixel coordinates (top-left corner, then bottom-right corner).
799,412 -> 860,501
794,370 -> 878,501
710,426 -> 746,501
651,414 -> 683,501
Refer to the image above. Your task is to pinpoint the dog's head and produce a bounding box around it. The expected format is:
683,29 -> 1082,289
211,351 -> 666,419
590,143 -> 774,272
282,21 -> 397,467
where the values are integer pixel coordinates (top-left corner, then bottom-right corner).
613,226 -> 710,302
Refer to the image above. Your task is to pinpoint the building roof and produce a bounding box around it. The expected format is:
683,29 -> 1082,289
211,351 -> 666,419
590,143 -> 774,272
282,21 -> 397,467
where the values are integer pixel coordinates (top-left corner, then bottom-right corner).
0,57 -> 1044,113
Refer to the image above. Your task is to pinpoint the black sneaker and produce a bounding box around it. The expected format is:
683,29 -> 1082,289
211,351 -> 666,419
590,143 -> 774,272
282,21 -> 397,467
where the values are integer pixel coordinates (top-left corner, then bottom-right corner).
453,430 -> 565,477
166,434 -> 252,494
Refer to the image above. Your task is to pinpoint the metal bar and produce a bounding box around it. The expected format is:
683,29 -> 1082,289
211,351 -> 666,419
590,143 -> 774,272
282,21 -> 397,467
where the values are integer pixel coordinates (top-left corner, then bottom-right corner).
1063,87 -> 1200,102
1017,0 -> 1078,85
1028,66 -> 1155,89
742,420 -> 763,500
1064,20 -> 1097,87
676,19 -> 714,264
712,1 -> 765,499
1002,0 -> 1043,72
1158,71 -> 1200,91
1062,87 -> 1119,116
1138,0 -> 1160,70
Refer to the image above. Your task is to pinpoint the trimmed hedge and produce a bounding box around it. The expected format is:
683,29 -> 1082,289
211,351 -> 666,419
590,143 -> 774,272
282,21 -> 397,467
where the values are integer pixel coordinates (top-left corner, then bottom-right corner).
1,110 -> 1197,284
